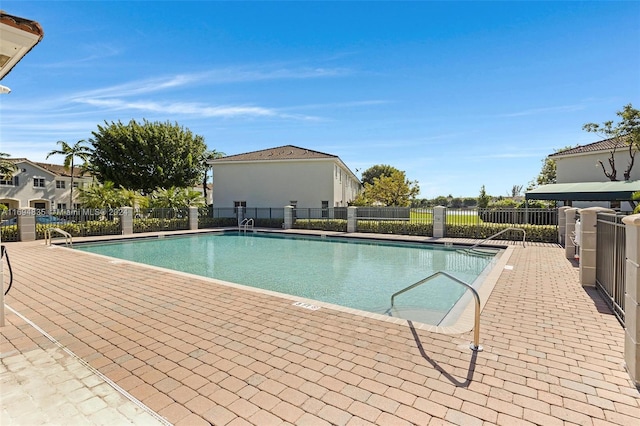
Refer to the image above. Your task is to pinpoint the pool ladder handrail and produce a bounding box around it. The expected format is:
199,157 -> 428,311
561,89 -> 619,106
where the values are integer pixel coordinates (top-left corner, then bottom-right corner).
45,227 -> 73,247
390,271 -> 483,352
239,218 -> 254,232
464,227 -> 526,254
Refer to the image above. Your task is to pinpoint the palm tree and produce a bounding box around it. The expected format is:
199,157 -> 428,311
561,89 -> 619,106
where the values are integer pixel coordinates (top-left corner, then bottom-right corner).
0,152 -> 17,181
201,149 -> 225,203
46,140 -> 92,208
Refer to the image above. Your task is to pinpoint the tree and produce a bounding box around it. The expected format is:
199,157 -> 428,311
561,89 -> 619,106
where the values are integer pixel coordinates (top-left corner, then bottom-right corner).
149,186 -> 205,209
478,185 -> 491,208
89,119 -> 207,193
360,164 -> 401,185
528,145 -> 577,190
0,152 -> 17,180
46,140 -> 91,208
583,104 -> 640,181
510,185 -> 523,198
361,170 -> 420,206
78,181 -> 122,209
201,149 -> 225,204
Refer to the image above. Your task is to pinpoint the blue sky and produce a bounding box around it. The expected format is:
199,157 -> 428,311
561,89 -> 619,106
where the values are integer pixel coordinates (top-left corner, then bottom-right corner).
1,1 -> 639,198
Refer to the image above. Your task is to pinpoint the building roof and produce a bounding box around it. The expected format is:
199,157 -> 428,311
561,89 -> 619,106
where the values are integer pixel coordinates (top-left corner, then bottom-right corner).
209,145 -> 337,162
0,11 -> 44,80
525,180 -> 640,201
549,137 -> 631,158
9,158 -> 88,178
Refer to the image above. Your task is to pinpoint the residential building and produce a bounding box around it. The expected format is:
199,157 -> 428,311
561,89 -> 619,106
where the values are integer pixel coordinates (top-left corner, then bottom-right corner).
208,145 -> 362,209
0,159 -> 93,211
527,137 -> 640,211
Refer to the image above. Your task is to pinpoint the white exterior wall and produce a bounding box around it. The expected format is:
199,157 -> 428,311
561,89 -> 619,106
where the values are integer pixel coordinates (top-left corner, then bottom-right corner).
212,159 -> 360,208
0,161 -> 92,210
555,150 -> 640,183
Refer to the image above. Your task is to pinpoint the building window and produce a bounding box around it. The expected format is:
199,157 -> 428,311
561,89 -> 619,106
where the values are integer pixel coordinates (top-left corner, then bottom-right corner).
322,201 -> 329,218
57,203 -> 67,210
56,180 -> 66,189
73,182 -> 80,188
0,176 -> 18,186
33,178 -> 45,188
234,201 -> 246,215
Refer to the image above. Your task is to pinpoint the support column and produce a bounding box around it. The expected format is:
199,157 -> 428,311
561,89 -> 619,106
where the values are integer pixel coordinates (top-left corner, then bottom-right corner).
622,214 -> 640,387
188,206 -> 199,230
17,208 -> 36,242
432,206 -> 446,238
347,206 -> 358,233
564,208 -> 579,260
237,206 -> 245,227
120,207 -> 133,235
283,206 -> 293,230
578,207 -> 614,287
558,206 -> 570,247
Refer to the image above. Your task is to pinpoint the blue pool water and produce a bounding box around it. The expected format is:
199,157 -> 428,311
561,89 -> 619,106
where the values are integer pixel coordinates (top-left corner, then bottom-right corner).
75,232 -> 498,325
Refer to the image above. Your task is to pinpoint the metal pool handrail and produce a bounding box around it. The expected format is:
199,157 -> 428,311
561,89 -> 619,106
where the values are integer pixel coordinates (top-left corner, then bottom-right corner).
466,227 -> 526,251
391,271 -> 483,352
239,218 -> 254,232
45,227 -> 73,247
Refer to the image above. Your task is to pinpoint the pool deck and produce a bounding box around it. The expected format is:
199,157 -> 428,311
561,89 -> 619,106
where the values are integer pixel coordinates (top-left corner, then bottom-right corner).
1,230 -> 639,425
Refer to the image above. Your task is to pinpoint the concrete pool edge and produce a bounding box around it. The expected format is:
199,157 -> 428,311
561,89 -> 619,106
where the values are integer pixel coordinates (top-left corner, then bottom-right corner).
57,227 -> 512,337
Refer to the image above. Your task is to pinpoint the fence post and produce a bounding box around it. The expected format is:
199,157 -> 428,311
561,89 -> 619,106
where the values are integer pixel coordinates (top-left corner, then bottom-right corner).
578,207 -> 614,287
622,214 -> 640,388
433,206 -> 446,238
188,206 -> 198,230
347,206 -> 358,233
564,208 -> 579,260
283,206 -> 293,229
558,206 -> 570,246
17,208 -> 36,242
120,207 -> 133,235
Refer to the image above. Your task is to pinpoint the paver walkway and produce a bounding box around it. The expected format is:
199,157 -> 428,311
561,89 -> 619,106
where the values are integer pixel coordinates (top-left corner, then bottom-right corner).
1,232 -> 639,425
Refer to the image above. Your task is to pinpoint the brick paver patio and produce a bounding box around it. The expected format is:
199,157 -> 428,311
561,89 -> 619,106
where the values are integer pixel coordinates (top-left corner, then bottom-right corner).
1,231 -> 639,425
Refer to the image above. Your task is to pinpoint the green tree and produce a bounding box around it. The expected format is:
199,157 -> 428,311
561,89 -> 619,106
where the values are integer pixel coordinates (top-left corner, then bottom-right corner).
150,186 -> 205,209
46,140 -> 92,208
78,181 -> 122,209
583,103 -> 640,181
0,152 -> 17,180
360,164 -> 401,186
89,119 -> 207,193
362,170 -> 420,206
201,149 -> 225,204
478,185 -> 491,208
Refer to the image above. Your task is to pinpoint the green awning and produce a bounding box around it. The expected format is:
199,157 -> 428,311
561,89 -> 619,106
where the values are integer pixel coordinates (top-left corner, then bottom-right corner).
525,181 -> 640,201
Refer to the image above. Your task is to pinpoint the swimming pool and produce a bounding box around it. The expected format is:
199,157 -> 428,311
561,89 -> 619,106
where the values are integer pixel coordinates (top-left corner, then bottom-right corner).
75,232 -> 500,326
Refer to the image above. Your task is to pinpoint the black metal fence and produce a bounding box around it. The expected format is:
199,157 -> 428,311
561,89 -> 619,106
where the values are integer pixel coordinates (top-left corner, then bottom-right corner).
596,213 -> 626,325
199,207 -> 285,229
293,208 -> 347,232
134,208 -> 189,233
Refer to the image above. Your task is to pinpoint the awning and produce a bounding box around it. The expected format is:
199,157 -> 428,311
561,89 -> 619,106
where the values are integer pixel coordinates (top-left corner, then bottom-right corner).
525,181 -> 640,201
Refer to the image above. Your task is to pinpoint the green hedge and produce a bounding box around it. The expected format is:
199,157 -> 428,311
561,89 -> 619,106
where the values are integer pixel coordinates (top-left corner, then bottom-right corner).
357,221 -> 433,236
1,225 -> 18,242
35,220 -> 122,239
198,217 -> 238,228
293,219 -> 347,232
446,223 -> 556,243
134,218 -> 189,233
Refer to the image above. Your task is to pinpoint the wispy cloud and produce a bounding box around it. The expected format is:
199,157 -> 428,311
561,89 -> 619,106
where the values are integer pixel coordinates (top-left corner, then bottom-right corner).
498,103 -> 587,118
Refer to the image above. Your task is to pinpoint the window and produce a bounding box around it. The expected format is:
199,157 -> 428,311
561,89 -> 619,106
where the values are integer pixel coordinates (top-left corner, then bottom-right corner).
0,176 -> 18,186
33,178 -> 45,188
322,201 -> 329,218
73,182 -> 80,188
56,180 -> 65,189
234,201 -> 246,215
57,203 -> 67,210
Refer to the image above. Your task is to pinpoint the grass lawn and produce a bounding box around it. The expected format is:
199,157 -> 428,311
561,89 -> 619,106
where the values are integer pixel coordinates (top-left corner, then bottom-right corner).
410,209 -> 483,225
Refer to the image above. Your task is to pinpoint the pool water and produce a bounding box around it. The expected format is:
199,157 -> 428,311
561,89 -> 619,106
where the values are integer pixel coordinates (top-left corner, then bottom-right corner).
75,232 -> 498,325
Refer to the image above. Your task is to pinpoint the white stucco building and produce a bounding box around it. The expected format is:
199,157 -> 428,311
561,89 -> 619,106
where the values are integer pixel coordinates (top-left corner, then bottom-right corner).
208,145 -> 362,209
0,159 -> 93,210
527,137 -> 640,211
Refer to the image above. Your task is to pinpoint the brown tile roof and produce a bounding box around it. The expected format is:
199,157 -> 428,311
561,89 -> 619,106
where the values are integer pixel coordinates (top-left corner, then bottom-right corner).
210,145 -> 337,162
0,11 -> 44,37
550,136 -> 632,157
9,158 -> 88,178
